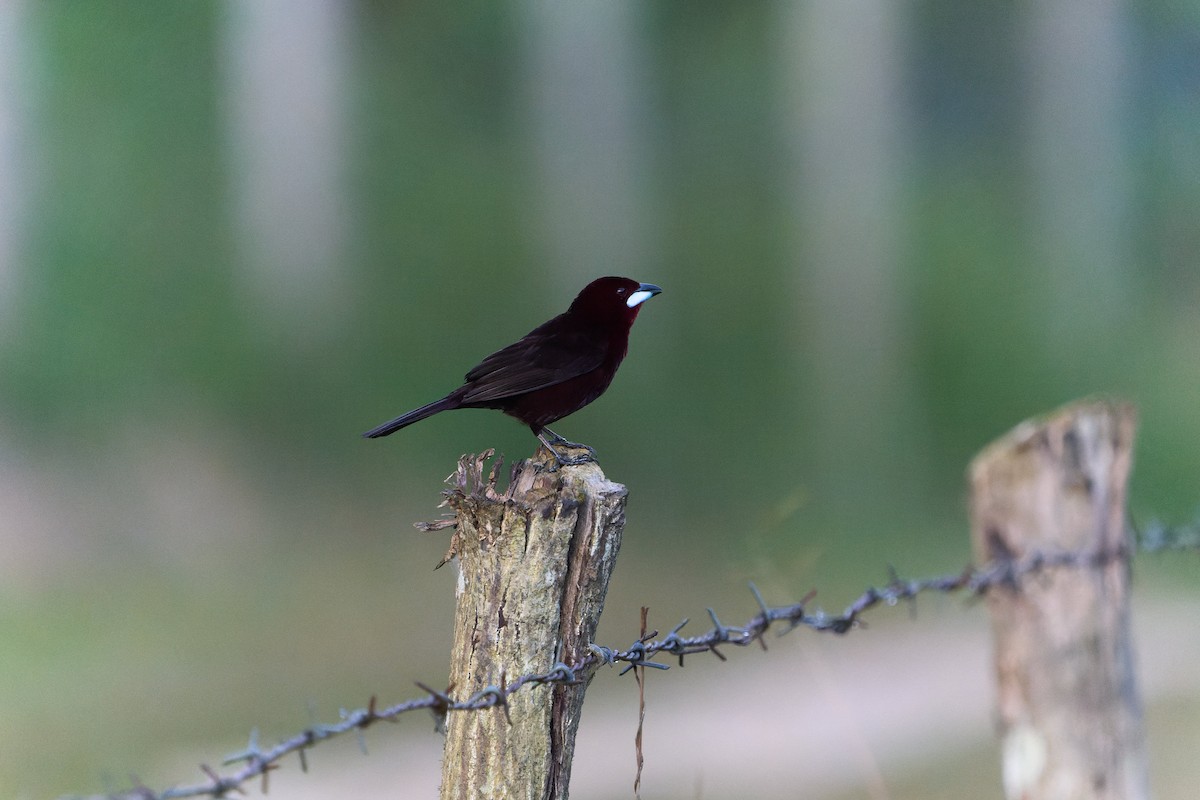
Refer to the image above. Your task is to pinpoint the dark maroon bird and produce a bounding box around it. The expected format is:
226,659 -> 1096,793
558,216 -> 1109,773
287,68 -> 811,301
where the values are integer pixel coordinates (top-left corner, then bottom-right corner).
363,276 -> 661,465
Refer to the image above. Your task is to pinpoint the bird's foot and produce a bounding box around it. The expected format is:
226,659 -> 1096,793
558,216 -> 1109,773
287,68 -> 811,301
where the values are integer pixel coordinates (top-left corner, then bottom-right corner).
541,429 -> 598,459
537,430 -> 598,469
549,448 -> 595,468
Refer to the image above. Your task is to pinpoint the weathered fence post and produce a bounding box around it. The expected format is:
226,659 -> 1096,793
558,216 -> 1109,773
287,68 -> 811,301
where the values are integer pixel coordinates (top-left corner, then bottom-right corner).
968,400 -> 1148,800
426,448 -> 627,800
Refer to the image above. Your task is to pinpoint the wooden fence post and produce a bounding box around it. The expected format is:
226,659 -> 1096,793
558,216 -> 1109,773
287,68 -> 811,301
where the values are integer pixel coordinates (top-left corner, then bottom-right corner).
430,449 -> 627,800
968,400 -> 1148,800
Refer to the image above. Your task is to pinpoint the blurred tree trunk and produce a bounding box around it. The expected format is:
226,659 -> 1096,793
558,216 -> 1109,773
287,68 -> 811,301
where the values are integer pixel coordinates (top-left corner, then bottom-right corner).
775,1 -> 923,522
220,0 -> 350,346
517,0 -> 655,303
0,0 -> 26,339
1024,0 -> 1131,356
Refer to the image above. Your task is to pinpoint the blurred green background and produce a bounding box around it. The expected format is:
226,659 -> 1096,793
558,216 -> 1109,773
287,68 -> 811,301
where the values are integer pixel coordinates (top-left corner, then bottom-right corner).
1,2 -> 1198,798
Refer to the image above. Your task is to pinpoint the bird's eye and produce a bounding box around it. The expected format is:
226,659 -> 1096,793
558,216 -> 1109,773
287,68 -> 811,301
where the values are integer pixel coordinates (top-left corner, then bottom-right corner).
616,287 -> 627,295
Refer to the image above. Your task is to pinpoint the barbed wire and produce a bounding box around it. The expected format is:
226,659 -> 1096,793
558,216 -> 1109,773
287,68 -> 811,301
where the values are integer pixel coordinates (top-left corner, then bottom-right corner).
1134,514 -> 1200,553
70,518 -> 1200,800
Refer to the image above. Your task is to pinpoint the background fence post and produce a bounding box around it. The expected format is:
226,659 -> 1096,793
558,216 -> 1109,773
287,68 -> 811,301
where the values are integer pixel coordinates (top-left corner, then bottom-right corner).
968,399 -> 1148,800
433,450 -> 628,800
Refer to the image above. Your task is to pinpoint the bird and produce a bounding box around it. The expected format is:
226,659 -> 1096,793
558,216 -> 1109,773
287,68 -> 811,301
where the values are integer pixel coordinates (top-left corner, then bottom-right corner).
363,276 -> 662,466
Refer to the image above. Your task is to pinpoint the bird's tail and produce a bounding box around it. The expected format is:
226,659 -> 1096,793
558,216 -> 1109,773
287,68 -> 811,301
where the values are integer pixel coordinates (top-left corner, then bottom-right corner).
362,393 -> 461,438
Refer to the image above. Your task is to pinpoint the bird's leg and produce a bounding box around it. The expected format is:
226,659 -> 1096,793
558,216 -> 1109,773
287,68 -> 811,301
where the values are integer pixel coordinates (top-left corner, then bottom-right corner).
536,428 -> 597,467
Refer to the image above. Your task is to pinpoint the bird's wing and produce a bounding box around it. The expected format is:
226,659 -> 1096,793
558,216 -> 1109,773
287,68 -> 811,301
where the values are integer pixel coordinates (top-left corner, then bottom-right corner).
459,318 -> 606,404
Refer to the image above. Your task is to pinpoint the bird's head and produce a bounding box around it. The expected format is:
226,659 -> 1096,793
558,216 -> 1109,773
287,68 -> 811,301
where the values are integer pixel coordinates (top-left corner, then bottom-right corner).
569,276 -> 662,326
